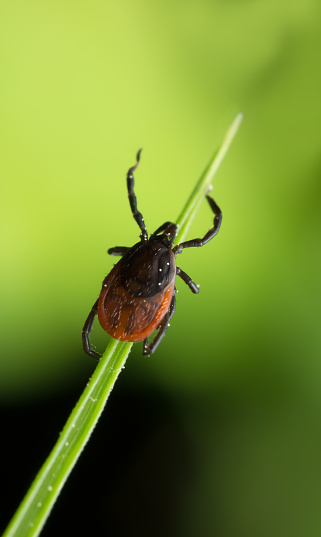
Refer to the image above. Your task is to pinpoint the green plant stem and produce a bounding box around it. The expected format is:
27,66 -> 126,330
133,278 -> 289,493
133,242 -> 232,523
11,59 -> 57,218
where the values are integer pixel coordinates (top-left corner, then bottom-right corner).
176,112 -> 243,243
3,339 -> 132,537
2,113 -> 243,537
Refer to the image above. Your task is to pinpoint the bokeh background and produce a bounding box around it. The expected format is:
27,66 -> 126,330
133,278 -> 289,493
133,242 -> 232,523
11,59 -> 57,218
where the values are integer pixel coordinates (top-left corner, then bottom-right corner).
1,0 -> 321,535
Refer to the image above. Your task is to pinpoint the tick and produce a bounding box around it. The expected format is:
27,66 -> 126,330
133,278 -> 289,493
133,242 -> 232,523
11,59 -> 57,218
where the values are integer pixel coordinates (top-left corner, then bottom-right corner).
82,149 -> 222,358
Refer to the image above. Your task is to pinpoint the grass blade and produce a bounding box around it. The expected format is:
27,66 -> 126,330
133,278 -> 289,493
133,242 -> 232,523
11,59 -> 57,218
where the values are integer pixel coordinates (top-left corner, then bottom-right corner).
3,339 -> 132,537
2,113 -> 243,537
176,112 -> 243,243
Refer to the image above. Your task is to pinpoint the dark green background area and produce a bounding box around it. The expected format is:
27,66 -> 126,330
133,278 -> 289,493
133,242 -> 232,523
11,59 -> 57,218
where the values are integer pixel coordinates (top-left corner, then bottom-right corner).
1,1 -> 321,536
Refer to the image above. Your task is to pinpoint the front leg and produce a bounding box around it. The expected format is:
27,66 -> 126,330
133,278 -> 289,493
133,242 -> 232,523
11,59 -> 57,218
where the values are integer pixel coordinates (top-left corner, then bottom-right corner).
142,292 -> 176,355
173,195 -> 222,254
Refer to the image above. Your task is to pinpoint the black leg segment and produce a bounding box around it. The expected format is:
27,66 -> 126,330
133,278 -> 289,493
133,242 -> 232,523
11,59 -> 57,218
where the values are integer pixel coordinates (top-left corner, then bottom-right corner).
142,292 -> 176,355
82,299 -> 102,360
127,149 -> 148,241
176,266 -> 199,294
173,194 -> 222,255
108,246 -> 130,256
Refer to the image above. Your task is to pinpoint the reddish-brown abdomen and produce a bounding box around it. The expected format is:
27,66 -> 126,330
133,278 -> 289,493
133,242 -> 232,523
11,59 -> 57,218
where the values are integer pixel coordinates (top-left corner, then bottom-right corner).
97,261 -> 175,342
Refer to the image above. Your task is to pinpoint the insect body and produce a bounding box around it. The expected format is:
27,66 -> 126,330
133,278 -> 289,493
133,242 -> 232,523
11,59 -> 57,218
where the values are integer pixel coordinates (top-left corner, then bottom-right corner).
82,149 -> 222,358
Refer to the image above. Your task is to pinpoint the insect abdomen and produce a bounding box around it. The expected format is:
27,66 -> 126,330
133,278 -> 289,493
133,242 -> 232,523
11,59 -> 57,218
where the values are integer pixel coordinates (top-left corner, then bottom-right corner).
97,262 -> 175,342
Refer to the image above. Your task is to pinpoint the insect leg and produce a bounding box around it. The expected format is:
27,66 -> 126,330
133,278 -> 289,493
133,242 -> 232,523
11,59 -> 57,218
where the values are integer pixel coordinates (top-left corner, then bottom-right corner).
82,299 -> 102,360
127,149 -> 148,241
142,292 -> 176,356
108,246 -> 130,256
173,195 -> 222,254
176,266 -> 199,294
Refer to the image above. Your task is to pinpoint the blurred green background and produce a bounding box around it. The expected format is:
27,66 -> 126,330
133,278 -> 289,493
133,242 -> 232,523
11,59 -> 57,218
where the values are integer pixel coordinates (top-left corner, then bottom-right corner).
1,0 -> 321,535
